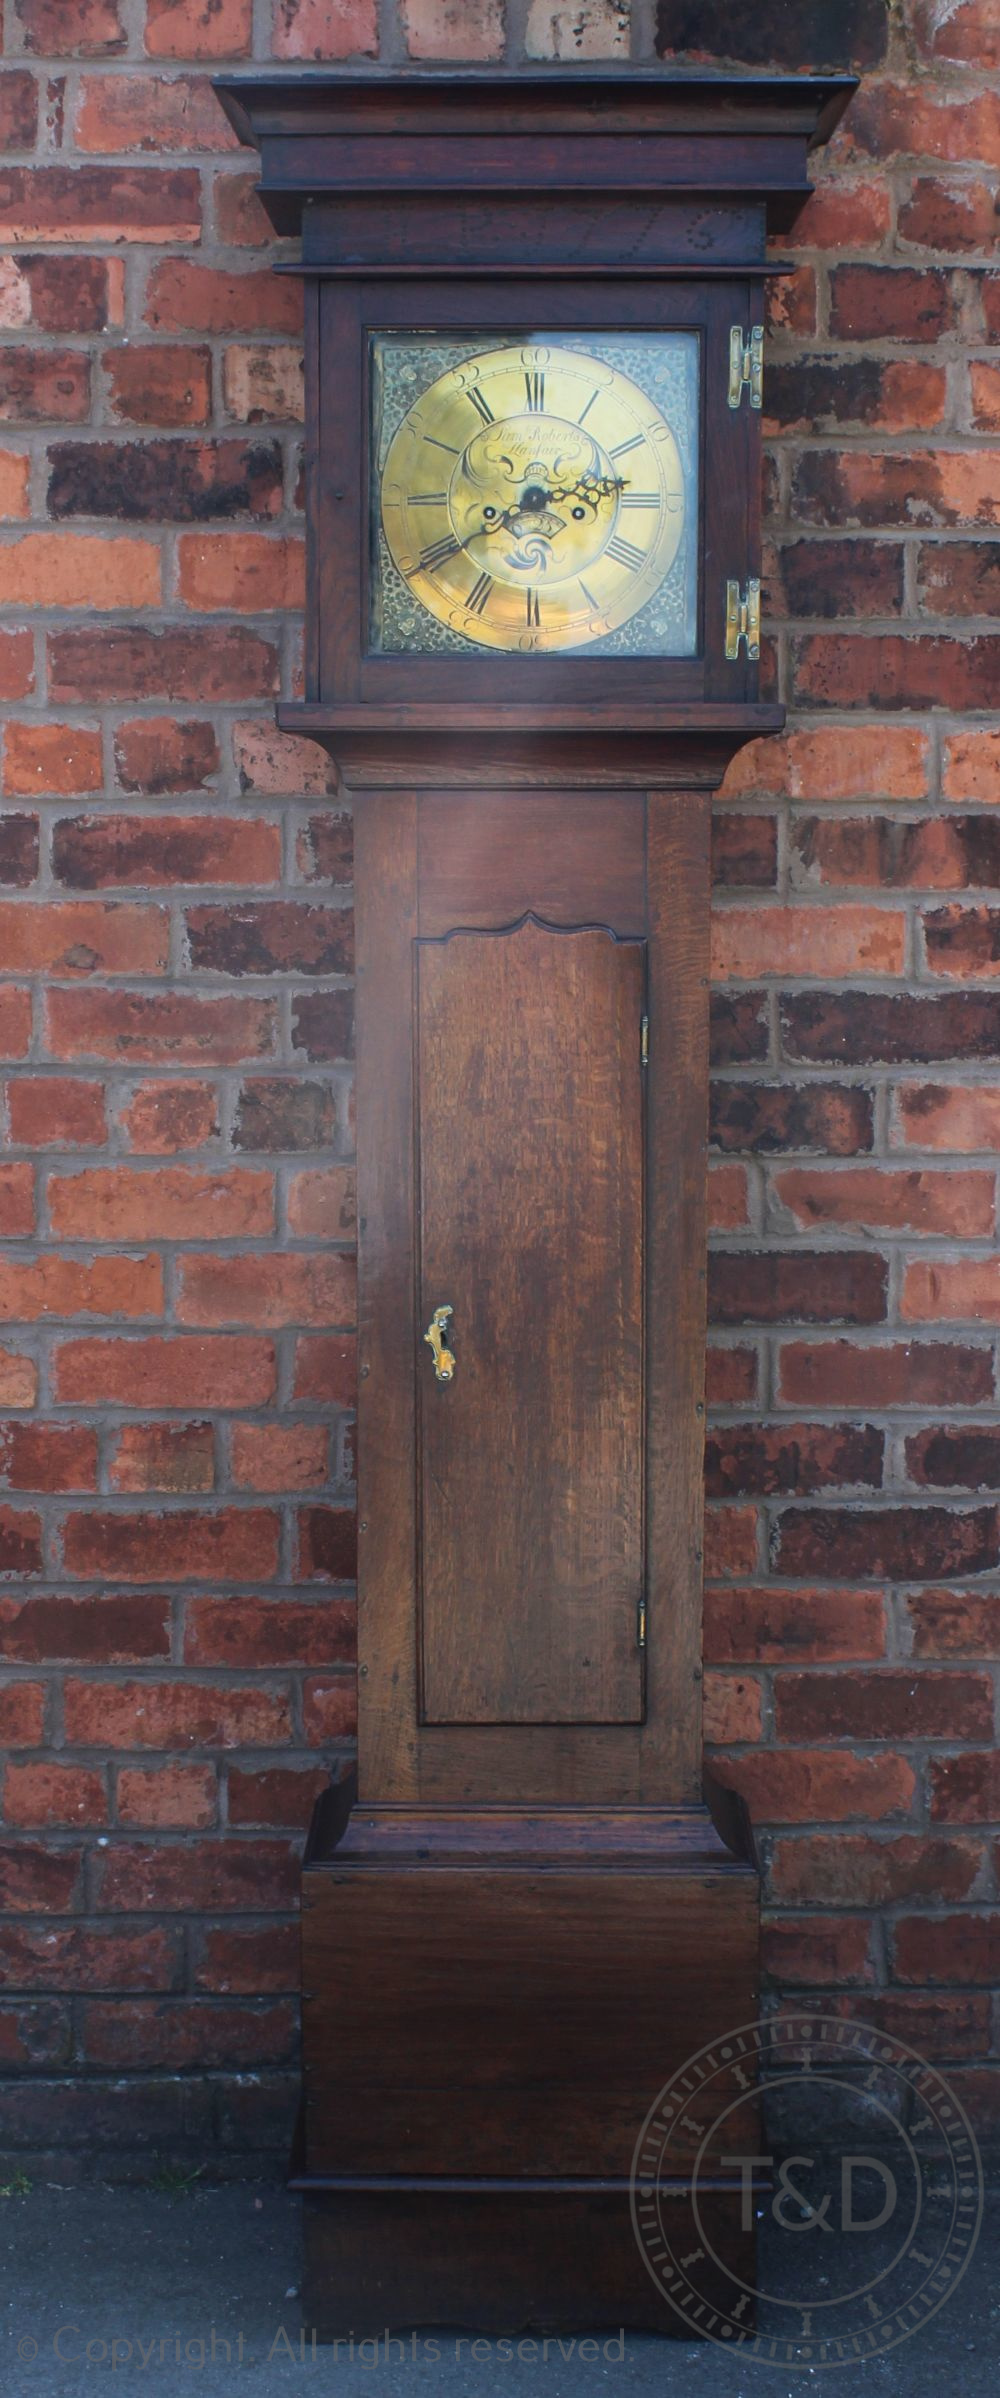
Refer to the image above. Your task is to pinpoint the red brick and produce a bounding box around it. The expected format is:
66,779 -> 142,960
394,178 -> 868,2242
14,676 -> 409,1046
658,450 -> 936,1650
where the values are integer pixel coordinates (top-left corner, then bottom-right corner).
893,1914 -> 1000,1986
0,1347 -> 37,1408
763,1916 -> 876,1986
774,1669 -> 993,1743
703,1506 -> 758,1579
805,1991 -> 990,2060
0,168 -> 202,245
54,813 -> 280,891
0,1505 -> 42,1574
95,1837 -> 297,1912
45,988 -> 277,1064
48,625 -> 279,705
271,0 -> 377,54
766,534 -> 904,620
286,1166 -> 356,1240
48,1166 -> 273,1242
116,1762 -> 216,1827
0,1421 -> 96,1491
228,1764 -> 330,1828
4,1762 -> 107,1827
0,813 -> 37,887
62,1507 -> 280,1583
9,1079 -> 105,1149
114,717 -> 219,795
403,0 -> 502,57
925,905 -> 1000,980
233,1080 -> 336,1156
906,1426 -> 1000,1493
783,175 -> 890,249
54,1332 -> 274,1407
706,1422 -> 882,1499
302,1674 -> 357,1745
291,989 -> 353,1061
772,1166 -> 994,1237
765,266 -> 816,336
829,265 -> 955,341
234,722 -> 336,796
792,635 -> 1000,712
773,1505 -> 998,1581
709,1250 -> 887,1327
222,343 -> 304,423
711,1083 -> 874,1157
186,1593 -> 352,1665
0,1841 -> 81,1912
230,1423 -> 329,1491
706,1344 -> 758,1405
0,634 -> 34,709
771,1833 -> 983,1907
49,435 -> 283,523
177,1250 -> 356,1328
64,1677 -> 290,1749
0,900 -> 166,975
0,2000 -> 70,2067
14,0 -> 126,51
296,1505 -> 357,1582
777,1338 -> 993,1410
781,988 -> 1000,1066
80,1996 -> 296,2070
0,1922 -> 180,1991
911,0 -> 1000,68
177,533 -> 305,612
0,72 -> 38,147
145,0 -> 253,57
109,1420 -> 215,1494
194,1920 -> 299,1993
0,448 -> 30,517
0,1160 -> 34,1234
707,1162 -> 748,1231
189,901 -> 350,974
75,74 -> 240,154
104,344 -> 212,428
795,450 -> 1000,533
904,1258 -> 1000,1325
0,532 -> 159,610
0,1682 -> 45,1743
213,172 -> 273,248
0,1591 -> 168,1662
122,1079 -> 219,1153
842,81 -> 1000,166
794,812 -> 1000,892
10,254 -> 120,335
899,177 -> 999,256
919,543 -> 1000,618
145,258 -> 301,337
703,1671 -> 762,1744
929,1754 -> 1000,1822
712,904 -> 904,981
705,1585 -> 885,1664
292,1333 -> 357,1406
0,1253 -> 162,1321
908,1591 -> 1000,1659
971,362 -> 1000,434
0,347 -> 90,421
296,809 -> 353,884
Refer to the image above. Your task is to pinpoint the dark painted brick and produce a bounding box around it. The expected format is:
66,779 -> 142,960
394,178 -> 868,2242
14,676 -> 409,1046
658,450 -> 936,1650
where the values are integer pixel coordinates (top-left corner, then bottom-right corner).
47,439 -> 283,524
781,991 -> 1000,1065
709,1250 -> 888,1326
710,1083 -> 874,1156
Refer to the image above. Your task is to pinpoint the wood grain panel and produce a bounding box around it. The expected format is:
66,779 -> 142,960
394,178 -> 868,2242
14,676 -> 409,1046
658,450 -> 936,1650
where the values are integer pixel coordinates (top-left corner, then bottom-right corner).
418,791 -> 645,935
416,916 -> 645,1725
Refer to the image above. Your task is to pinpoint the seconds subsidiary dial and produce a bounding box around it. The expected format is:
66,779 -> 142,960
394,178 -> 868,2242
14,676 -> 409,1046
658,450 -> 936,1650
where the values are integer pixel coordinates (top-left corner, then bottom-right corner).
378,343 -> 687,655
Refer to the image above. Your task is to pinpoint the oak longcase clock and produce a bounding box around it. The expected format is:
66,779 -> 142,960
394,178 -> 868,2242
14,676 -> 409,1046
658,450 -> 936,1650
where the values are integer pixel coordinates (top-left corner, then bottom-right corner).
216,66 -> 854,2340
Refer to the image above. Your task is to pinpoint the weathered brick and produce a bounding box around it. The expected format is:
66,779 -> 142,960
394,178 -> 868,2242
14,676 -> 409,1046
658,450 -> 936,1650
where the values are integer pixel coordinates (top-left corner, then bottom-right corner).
781,990 -> 1000,1065
778,1339 -> 993,1410
706,1423 -> 883,1499
655,0 -> 887,67
64,1678 -> 290,1749
230,1423 -> 329,1492
924,906 -> 1000,980
711,812 -> 777,890
53,1332 -> 274,1407
5,722 -> 102,797
177,533 -> 305,613
4,1762 -> 107,1828
767,536 -> 903,620
186,901 -> 352,976
46,988 -> 277,1064
793,451 -> 1000,533
75,74 -> 241,155
296,810 -> 353,884
894,1083 -> 1000,1152
0,1420 -> 96,1491
104,344 -> 212,428
80,1996 -> 296,2070
793,812 -> 1000,892
222,343 -> 304,424
907,1591 -> 1000,1660
108,1420 -> 215,1494
0,1591 -> 169,1662
194,1920 -> 299,1993
906,1426 -> 1000,1492
771,1834 -> 983,1908
776,1668 -> 993,1743
709,1250 -> 887,1326
718,1748 -> 916,1824
0,1252 -> 162,1321
177,1251 -> 355,1329
61,1507 -> 280,1582
14,0 -> 126,51
0,1922 -> 180,1991
49,624 -> 279,704
145,0 -> 254,57
0,900 -> 166,974
0,1841 -> 81,1912
296,1506 -> 357,1582
48,437 -> 283,523
929,1755 -> 1000,1822
0,531 -> 159,610
292,1333 -> 356,1406
0,2000 -> 70,2068
0,814 -> 37,888
116,1762 -> 216,1827
0,1346 -> 37,1407
705,1584 -> 884,1664
828,265 -> 955,341
705,1344 -> 758,1405
911,0 -> 999,68
185,1593 -> 352,1664
114,717 -> 219,794
291,988 -> 354,1061
52,813 -> 280,889
712,906 -> 904,981
232,1079 -> 336,1154
122,1079 -> 219,1152
273,0 -> 378,57
94,1838 -> 297,1913
711,1084 -> 874,1156
893,1915 -> 1000,1987
286,1166 -> 356,1239
773,1506 -> 999,1582
227,1764 -> 330,1828
0,73 -> 39,148
772,1165 -> 994,1237
146,259 -> 301,337
5,254 -> 120,334
0,1682 -> 46,1743
302,1674 -> 357,1745
526,1 -> 625,58
0,346 -> 90,422
0,448 -> 30,516
0,167 -> 202,245
702,1670 -> 762,1744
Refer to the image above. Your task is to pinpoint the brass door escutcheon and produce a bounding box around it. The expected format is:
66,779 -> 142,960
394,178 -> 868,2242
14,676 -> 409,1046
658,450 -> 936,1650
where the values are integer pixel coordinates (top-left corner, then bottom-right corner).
424,1304 -> 456,1384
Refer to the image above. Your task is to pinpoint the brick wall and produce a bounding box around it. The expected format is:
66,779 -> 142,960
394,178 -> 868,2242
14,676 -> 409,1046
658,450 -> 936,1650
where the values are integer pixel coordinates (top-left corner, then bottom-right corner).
0,0 -> 997,2172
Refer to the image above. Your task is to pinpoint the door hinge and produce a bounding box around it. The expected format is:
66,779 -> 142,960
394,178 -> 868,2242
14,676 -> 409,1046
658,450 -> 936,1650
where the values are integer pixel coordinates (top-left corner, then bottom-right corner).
725,577 -> 761,662
728,323 -> 764,411
637,1597 -> 647,1651
640,1014 -> 649,1067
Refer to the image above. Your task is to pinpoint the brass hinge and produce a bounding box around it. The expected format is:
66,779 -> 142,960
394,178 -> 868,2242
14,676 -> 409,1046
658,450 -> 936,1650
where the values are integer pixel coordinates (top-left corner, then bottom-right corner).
725,577 -> 761,662
640,1014 -> 649,1067
728,323 -> 764,411
637,1597 -> 647,1651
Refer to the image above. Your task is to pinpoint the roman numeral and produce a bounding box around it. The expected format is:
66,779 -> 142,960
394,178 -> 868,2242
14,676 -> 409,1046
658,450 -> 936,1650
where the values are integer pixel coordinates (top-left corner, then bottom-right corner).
524,369 -> 546,412
606,534 -> 647,572
466,387 -> 495,426
610,433 -> 645,460
526,588 -> 540,627
466,571 -> 493,617
578,388 -> 600,425
409,492 -> 448,505
424,436 -> 459,456
620,492 -> 660,508
418,534 -> 462,574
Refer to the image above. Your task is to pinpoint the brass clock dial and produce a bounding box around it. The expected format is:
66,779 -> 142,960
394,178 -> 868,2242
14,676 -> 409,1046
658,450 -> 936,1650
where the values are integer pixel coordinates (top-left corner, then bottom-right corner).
379,343 -> 688,655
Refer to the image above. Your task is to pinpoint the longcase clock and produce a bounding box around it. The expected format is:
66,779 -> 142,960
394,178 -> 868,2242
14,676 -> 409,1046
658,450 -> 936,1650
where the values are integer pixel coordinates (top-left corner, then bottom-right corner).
216,67 -> 854,2339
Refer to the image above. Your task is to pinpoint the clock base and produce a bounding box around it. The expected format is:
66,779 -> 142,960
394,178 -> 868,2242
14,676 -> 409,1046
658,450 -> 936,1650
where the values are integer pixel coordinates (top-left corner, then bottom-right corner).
295,1782 -> 760,2339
